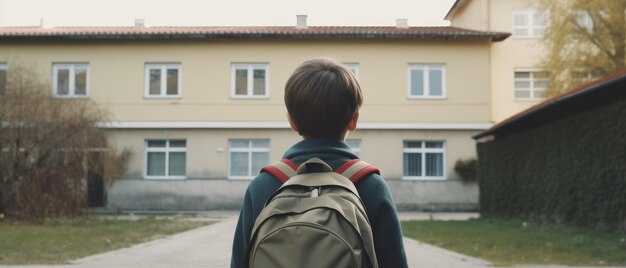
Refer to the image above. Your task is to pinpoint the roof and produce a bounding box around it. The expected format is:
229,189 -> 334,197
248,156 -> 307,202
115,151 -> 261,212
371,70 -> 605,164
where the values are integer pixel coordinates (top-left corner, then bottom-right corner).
444,0 -> 469,20
473,68 -> 626,140
0,26 -> 510,42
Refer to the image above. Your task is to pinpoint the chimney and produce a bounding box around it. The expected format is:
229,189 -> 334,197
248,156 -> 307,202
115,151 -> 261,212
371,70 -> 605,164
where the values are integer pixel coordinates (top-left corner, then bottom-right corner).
39,18 -> 50,29
396,18 -> 409,29
134,19 -> 145,28
296,15 -> 308,29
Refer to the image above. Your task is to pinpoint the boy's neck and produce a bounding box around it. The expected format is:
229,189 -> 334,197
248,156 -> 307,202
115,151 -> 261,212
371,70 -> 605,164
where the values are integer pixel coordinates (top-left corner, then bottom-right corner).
302,136 -> 347,142
301,131 -> 350,141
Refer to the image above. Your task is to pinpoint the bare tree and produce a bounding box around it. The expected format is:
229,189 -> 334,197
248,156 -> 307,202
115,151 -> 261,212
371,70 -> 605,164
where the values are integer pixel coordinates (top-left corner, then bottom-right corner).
537,0 -> 626,97
0,63 -> 128,221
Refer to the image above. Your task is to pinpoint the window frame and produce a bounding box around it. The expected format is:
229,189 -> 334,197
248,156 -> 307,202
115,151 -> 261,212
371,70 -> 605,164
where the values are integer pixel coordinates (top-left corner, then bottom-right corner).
343,63 -> 360,78
228,139 -> 270,180
512,9 -> 548,38
407,64 -> 447,99
52,63 -> 90,98
144,139 -> 187,179
575,11 -> 594,32
0,63 -> 7,95
514,68 -> 548,101
571,68 -> 602,84
402,140 -> 446,180
144,63 -> 182,99
230,63 -> 270,99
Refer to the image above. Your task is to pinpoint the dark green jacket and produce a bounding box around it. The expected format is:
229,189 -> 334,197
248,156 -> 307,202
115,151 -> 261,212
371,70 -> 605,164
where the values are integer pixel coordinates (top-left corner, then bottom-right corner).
230,138 -> 409,268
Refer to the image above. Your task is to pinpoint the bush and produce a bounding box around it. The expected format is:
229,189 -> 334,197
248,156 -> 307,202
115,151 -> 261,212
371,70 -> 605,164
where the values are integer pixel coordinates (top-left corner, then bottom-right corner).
454,157 -> 477,183
476,97 -> 626,232
0,63 -> 128,221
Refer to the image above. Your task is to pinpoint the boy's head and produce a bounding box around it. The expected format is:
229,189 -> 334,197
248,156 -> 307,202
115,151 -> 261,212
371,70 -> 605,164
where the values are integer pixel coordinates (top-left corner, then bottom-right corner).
284,58 -> 363,140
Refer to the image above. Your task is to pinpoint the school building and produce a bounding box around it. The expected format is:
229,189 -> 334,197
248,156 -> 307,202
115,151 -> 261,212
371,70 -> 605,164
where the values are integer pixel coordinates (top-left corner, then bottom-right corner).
0,0 -> 550,211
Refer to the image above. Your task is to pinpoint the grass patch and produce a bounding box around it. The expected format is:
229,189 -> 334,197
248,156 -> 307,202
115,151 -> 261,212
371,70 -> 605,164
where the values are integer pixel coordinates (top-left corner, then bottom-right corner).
0,215 -> 211,264
402,218 -> 626,266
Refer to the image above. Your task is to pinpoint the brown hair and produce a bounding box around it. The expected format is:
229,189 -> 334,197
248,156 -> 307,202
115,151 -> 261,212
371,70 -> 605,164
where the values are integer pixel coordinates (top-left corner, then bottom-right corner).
284,58 -> 363,139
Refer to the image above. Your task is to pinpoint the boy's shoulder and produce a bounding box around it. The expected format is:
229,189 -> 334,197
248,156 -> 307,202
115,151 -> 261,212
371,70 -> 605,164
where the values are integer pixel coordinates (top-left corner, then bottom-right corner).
247,172 -> 282,197
355,172 -> 391,200
261,158 -> 389,198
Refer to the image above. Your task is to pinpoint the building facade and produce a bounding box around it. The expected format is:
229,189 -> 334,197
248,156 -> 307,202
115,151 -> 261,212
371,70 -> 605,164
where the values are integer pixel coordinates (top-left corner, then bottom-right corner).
446,0 -> 548,122
0,1 -> 552,211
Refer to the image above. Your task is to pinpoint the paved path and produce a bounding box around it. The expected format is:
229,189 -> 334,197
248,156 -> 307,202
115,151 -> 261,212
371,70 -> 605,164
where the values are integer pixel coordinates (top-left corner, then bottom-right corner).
73,216 -> 491,268
404,237 -> 490,268
2,213 -> 624,268
72,216 -> 234,268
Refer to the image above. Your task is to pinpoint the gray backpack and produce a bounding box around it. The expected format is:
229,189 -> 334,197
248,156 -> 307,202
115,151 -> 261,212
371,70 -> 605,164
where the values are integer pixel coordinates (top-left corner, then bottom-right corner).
247,158 -> 380,268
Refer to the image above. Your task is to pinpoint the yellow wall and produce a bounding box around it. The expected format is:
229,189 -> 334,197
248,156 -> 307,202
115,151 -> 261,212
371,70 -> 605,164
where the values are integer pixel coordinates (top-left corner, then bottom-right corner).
105,128 -> 481,210
0,20 -> 501,210
106,128 -> 479,181
106,129 -> 300,180
450,0 -> 489,31
488,0 -> 545,122
0,39 -> 492,124
352,129 -> 480,180
448,0 -> 546,122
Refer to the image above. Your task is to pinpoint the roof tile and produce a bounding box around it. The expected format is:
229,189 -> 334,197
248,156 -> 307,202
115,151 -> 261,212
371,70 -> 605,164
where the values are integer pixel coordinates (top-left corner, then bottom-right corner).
0,26 -> 510,41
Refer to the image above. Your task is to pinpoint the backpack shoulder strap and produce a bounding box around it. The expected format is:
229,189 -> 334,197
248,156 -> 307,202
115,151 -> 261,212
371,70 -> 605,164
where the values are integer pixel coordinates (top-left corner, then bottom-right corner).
336,159 -> 380,184
260,159 -> 298,183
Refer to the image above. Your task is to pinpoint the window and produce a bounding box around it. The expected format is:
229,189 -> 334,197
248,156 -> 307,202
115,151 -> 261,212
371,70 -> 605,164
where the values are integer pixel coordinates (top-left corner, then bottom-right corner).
48,150 -> 69,166
576,11 -> 594,32
408,64 -> 446,99
52,63 -> 89,97
572,69 -> 603,84
515,70 -> 548,100
145,140 -> 186,179
345,139 -> 361,157
231,64 -> 269,98
575,11 -> 607,32
0,63 -> 6,95
145,63 -> 181,98
513,9 -> 548,37
343,63 -> 359,78
1,147 -> 35,167
403,141 -> 445,180
229,139 -> 270,179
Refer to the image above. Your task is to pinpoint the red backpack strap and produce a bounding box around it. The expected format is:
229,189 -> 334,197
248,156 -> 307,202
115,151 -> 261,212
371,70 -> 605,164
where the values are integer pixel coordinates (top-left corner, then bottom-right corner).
336,159 -> 380,184
260,159 -> 298,183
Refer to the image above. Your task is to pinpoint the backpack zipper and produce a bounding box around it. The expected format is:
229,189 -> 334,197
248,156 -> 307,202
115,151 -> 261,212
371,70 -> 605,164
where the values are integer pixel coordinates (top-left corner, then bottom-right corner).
310,186 -> 321,197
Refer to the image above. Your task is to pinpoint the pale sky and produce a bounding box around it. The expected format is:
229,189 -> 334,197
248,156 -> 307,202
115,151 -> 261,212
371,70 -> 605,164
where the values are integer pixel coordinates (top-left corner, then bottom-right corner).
0,0 -> 456,27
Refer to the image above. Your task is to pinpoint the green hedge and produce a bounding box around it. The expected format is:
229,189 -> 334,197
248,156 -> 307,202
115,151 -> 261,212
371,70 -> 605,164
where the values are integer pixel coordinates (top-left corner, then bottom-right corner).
477,98 -> 626,231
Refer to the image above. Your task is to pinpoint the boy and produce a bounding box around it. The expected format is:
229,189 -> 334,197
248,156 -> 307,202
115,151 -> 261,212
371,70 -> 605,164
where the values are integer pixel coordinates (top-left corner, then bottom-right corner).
230,58 -> 408,268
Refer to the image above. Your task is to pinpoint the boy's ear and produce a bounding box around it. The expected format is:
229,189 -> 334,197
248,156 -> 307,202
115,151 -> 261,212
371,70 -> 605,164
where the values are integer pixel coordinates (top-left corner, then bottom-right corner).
347,112 -> 359,132
287,114 -> 299,132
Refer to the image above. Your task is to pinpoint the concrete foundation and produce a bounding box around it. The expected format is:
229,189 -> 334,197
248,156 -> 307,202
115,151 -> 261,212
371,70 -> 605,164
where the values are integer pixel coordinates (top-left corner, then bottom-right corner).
106,178 -> 478,212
